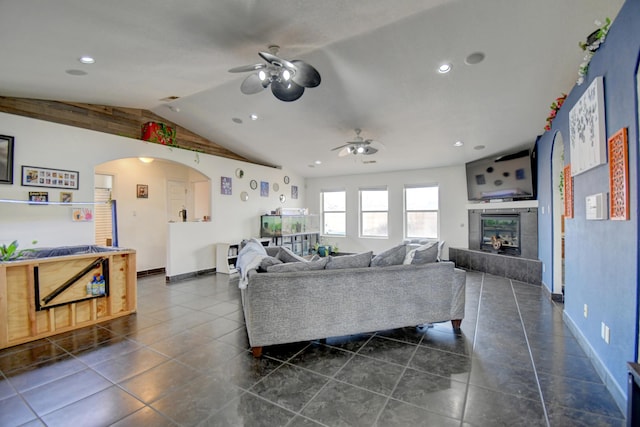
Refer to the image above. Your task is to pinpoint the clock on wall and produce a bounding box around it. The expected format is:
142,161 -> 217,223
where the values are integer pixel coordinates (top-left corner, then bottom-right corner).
250,180 -> 258,190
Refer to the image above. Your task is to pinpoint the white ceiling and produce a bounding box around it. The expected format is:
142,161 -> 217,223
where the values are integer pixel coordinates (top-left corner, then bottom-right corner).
0,0 -> 625,177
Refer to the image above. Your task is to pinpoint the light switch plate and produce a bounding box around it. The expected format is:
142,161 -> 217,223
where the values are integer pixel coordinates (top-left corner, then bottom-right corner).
586,193 -> 607,220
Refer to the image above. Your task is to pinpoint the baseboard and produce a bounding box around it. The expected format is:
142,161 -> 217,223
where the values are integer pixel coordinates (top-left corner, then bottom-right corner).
563,311 -> 627,414
165,268 -> 216,283
137,268 -> 165,277
540,281 -> 564,302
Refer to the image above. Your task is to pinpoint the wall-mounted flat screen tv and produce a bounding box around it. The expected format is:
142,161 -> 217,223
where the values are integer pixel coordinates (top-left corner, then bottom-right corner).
466,147 -> 536,201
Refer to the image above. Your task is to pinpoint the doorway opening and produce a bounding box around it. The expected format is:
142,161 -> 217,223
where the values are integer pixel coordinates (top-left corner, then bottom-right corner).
551,131 -> 565,301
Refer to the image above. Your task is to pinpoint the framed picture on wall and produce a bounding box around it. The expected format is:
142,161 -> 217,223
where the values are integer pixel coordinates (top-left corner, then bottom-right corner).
221,176 -> 232,195
0,135 -> 14,184
28,191 -> 48,204
21,166 -> 79,189
136,184 -> 148,199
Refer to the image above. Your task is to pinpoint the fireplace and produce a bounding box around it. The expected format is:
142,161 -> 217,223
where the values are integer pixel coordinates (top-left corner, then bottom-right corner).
468,207 -> 538,260
481,214 -> 520,256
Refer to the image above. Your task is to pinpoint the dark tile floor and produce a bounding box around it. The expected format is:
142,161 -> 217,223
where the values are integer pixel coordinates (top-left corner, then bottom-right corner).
0,270 -> 626,426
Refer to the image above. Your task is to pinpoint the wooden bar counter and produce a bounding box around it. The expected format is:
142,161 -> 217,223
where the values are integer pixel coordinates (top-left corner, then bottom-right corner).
0,246 -> 136,349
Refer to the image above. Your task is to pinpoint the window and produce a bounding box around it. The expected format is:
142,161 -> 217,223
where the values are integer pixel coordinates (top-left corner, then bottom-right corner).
360,188 -> 388,237
322,190 -> 346,235
405,185 -> 439,239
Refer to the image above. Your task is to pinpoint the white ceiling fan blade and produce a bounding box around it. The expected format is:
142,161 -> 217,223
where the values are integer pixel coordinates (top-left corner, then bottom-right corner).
331,143 -> 354,151
229,63 -> 266,73
337,147 -> 353,157
290,60 -> 321,88
259,51 -> 296,70
240,73 -> 268,94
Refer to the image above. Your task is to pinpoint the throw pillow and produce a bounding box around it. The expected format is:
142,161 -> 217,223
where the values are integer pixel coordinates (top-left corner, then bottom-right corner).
437,240 -> 445,262
266,257 -> 329,273
276,246 -> 307,263
325,251 -> 373,270
371,244 -> 407,267
258,256 -> 282,272
405,241 -> 438,265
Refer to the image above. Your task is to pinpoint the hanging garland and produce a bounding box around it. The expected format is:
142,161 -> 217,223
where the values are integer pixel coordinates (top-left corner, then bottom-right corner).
544,94 -> 567,132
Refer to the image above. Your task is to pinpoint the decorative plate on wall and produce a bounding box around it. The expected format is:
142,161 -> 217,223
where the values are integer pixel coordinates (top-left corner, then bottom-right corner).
250,180 -> 257,190
240,191 -> 249,201
235,168 -> 244,178
273,183 -> 279,192
279,194 -> 286,203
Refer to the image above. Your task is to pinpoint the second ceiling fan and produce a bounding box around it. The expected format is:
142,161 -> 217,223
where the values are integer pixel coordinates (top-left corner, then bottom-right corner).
331,129 -> 383,157
228,45 -> 321,102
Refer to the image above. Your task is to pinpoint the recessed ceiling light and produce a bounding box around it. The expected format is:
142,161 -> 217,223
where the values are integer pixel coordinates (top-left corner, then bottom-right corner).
250,114 -> 258,121
314,160 -> 322,165
438,63 -> 452,74
79,56 -> 95,64
66,69 -> 87,76
232,117 -> 243,124
474,145 -> 486,150
454,141 -> 464,147
465,52 -> 485,65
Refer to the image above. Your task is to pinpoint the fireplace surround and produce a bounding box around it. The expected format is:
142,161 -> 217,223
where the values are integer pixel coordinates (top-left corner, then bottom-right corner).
469,207 -> 537,259
448,206 -> 541,284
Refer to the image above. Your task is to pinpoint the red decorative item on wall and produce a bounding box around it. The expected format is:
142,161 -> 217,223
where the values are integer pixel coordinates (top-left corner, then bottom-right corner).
608,128 -> 629,220
563,164 -> 573,219
141,122 -> 176,145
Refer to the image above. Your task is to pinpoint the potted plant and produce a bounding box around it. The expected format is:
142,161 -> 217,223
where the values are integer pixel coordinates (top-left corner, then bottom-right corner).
0,240 -> 37,261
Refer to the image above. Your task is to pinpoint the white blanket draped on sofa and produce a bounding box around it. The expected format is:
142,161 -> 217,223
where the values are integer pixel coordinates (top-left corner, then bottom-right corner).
236,238 -> 268,289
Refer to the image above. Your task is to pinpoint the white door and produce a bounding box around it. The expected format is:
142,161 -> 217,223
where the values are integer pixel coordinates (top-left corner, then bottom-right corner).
167,180 -> 187,222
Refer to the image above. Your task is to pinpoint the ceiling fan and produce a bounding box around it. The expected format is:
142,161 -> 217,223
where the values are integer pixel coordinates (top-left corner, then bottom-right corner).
228,45 -> 321,102
331,129 -> 382,157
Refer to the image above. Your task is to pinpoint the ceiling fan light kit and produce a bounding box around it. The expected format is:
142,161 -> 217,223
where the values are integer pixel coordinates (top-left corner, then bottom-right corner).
229,45 -> 321,102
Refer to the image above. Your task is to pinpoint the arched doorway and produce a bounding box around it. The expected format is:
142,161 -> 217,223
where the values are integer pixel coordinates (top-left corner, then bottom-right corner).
551,131 -> 565,300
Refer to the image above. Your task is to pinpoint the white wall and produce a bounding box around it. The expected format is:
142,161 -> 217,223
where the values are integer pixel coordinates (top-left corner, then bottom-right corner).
304,166 -> 469,258
0,112 -> 307,272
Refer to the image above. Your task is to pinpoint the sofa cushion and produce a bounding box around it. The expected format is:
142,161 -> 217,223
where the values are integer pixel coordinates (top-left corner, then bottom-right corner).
276,246 -> 307,263
325,251 -> 373,270
265,246 -> 280,257
258,256 -> 282,272
371,244 -> 407,267
266,257 -> 329,273
404,241 -> 438,265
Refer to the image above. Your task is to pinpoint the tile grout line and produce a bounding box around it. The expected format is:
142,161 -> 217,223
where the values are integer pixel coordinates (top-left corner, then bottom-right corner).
458,271 -> 485,427
510,279 -> 551,427
371,330 -> 426,426
281,338 -> 369,427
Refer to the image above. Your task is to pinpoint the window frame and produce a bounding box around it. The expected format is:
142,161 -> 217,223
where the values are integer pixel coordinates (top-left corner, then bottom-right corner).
359,186 -> 389,238
404,184 -> 439,240
321,189 -> 346,236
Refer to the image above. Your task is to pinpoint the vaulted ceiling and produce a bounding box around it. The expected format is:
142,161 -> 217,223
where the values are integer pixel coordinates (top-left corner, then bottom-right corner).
0,0 -> 625,177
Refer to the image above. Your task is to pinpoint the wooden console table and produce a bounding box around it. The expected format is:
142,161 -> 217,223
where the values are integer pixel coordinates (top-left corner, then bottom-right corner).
0,248 -> 136,349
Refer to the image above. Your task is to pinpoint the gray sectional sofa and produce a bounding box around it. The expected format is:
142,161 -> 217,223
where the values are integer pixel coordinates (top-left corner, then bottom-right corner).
239,243 -> 466,357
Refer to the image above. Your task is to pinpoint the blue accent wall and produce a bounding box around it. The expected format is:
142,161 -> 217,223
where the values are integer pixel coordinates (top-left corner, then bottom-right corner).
536,0 -> 640,395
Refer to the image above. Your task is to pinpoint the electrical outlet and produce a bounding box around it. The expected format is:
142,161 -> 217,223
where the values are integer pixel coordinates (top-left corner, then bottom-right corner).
605,325 -> 610,344
584,304 -> 588,318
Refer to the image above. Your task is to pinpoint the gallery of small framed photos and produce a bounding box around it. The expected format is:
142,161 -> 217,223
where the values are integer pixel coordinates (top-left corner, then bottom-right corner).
21,166 -> 79,190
